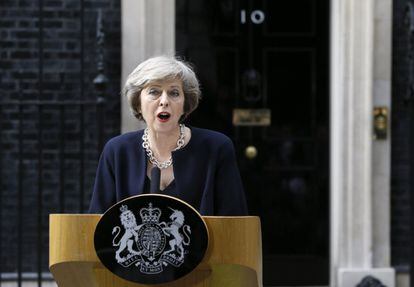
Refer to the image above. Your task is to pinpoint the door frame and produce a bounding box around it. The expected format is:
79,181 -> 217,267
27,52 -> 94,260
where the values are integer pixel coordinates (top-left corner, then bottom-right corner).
330,0 -> 394,286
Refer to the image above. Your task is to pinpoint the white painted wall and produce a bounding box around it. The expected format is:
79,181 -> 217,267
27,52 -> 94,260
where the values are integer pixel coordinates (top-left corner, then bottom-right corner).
372,0 -> 392,269
121,0 -> 175,133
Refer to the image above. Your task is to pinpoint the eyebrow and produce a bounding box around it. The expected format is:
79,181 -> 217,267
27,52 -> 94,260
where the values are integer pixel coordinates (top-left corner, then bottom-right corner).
147,85 -> 181,89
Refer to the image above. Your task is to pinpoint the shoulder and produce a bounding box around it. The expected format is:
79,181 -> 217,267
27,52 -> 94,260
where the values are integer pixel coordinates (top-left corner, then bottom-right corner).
190,127 -> 233,146
189,127 -> 235,156
103,130 -> 143,153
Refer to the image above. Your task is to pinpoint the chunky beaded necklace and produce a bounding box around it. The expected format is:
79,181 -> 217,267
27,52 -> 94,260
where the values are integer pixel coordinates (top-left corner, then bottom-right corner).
142,124 -> 185,169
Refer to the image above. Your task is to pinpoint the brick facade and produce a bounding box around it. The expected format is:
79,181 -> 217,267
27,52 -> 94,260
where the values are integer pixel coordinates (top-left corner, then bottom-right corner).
0,0 -> 120,272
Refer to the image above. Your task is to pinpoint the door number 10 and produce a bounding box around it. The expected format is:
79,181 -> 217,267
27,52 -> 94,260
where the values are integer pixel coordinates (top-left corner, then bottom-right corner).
241,9 -> 266,24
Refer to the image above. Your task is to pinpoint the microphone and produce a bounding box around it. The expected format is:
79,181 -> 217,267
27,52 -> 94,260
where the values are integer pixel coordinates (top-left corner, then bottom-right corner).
150,167 -> 161,193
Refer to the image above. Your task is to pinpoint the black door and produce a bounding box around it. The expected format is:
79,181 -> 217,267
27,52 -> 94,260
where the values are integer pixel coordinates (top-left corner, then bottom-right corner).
176,0 -> 330,285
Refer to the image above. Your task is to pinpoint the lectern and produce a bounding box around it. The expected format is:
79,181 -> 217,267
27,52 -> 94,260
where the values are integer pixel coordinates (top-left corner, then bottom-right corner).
49,214 -> 262,287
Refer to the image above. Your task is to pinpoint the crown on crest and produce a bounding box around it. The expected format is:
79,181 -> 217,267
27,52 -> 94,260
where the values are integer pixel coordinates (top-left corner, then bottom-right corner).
140,203 -> 161,223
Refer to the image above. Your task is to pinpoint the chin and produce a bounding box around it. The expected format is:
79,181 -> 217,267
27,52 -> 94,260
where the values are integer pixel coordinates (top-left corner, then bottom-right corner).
152,122 -> 179,132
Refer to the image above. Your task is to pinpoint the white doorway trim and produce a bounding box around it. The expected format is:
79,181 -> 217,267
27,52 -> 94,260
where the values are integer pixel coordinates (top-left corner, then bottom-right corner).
329,0 -> 394,286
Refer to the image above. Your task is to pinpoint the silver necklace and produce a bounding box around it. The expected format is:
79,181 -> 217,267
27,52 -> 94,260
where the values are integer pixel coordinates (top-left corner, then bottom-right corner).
142,124 -> 185,169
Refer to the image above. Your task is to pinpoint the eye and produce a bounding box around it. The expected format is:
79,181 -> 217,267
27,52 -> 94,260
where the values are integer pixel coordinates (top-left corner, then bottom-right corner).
169,90 -> 181,97
147,88 -> 161,96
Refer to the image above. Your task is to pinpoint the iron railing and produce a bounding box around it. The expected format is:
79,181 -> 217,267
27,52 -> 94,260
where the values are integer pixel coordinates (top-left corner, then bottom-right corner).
0,0 -> 109,284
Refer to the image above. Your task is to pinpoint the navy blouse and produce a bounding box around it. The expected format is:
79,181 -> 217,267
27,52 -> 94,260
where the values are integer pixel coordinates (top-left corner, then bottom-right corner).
88,127 -> 248,215
143,176 -> 178,196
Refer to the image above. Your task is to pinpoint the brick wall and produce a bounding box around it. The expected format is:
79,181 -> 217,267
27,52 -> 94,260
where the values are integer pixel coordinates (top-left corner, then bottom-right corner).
0,0 -> 120,273
391,0 -> 412,270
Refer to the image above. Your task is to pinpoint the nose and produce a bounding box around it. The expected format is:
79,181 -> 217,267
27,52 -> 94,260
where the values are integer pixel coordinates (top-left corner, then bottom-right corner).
159,90 -> 169,107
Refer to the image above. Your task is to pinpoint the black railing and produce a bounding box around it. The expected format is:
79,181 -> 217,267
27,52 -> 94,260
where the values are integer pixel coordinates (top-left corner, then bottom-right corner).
37,0 -> 44,283
0,99 -> 105,286
0,0 -> 109,284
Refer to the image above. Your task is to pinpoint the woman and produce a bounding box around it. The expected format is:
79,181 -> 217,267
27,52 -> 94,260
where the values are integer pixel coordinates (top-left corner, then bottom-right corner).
88,56 -> 247,215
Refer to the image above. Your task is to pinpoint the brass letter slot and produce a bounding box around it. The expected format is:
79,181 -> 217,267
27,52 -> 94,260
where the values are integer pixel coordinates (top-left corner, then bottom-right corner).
232,109 -> 271,126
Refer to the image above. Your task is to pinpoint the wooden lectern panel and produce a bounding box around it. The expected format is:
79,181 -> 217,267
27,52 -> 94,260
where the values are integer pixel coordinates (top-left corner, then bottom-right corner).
49,215 -> 262,287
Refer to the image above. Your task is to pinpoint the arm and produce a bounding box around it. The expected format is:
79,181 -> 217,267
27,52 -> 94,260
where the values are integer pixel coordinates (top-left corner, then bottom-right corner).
214,137 -> 248,215
88,142 -> 116,213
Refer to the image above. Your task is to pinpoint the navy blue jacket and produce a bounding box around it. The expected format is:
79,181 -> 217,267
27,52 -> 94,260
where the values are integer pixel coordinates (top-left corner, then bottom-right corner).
88,127 -> 248,215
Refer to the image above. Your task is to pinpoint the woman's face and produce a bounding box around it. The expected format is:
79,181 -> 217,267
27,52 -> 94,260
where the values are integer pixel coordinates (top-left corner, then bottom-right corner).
140,78 -> 185,134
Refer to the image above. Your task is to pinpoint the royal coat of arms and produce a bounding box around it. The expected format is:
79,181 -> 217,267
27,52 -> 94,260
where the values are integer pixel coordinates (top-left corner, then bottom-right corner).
111,203 -> 191,274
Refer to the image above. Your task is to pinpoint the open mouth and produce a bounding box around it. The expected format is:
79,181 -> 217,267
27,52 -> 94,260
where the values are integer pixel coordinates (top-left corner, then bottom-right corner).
157,112 -> 171,122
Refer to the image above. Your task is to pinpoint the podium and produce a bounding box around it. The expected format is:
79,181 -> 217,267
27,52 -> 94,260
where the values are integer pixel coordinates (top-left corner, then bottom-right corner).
49,214 -> 262,287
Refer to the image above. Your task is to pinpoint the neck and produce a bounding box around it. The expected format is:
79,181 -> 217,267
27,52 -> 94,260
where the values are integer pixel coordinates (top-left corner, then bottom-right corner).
147,125 -> 181,160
